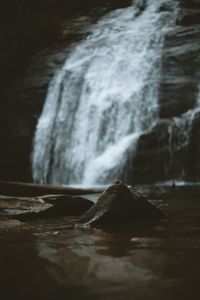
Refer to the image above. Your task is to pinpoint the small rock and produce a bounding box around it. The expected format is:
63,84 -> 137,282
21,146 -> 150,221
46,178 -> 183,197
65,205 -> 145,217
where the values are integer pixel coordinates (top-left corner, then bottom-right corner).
76,181 -> 165,229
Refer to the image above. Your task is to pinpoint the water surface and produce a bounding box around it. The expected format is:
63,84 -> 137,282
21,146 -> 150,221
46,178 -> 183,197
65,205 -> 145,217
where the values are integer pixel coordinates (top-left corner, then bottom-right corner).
1,197 -> 200,300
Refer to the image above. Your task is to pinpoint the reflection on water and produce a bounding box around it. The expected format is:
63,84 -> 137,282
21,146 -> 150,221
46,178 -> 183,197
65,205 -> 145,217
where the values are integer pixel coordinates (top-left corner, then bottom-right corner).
0,198 -> 200,299
38,230 -> 153,285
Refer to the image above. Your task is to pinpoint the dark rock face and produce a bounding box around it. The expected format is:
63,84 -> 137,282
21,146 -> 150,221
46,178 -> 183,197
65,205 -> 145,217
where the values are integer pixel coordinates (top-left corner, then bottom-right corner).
0,1 -> 132,94
187,112 -> 200,179
14,195 -> 93,221
132,1 -> 200,183
0,47 -> 71,181
76,182 -> 165,229
131,121 -> 171,183
159,25 -> 200,118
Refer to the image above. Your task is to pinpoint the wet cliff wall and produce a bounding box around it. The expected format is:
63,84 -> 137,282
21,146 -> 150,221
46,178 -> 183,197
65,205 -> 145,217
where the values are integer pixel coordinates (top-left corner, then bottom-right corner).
132,0 -> 200,183
0,0 -> 131,181
0,0 -> 131,95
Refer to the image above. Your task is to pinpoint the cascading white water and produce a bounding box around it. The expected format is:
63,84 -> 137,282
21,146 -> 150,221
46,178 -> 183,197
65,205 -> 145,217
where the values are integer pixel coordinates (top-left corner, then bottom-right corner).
165,84 -> 200,180
32,0 -> 179,185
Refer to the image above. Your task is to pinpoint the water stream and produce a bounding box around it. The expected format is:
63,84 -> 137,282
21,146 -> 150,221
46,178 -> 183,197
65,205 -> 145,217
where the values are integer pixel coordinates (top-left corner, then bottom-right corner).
32,0 -> 179,185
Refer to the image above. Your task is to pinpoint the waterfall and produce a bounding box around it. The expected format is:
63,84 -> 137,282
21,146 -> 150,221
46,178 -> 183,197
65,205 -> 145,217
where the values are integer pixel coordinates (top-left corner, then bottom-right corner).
164,85 -> 200,181
32,0 -> 179,186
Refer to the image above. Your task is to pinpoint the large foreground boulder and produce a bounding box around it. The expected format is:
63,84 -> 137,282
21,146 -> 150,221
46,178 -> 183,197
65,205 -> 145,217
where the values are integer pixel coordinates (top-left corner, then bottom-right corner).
76,181 -> 165,229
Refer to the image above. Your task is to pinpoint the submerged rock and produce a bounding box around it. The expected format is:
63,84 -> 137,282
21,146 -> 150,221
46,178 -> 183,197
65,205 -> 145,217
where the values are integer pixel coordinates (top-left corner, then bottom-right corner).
76,181 -> 165,229
0,194 -> 93,221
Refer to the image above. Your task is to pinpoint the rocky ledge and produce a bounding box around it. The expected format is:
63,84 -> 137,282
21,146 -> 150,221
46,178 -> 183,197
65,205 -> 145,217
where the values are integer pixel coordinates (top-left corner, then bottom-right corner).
132,0 -> 200,183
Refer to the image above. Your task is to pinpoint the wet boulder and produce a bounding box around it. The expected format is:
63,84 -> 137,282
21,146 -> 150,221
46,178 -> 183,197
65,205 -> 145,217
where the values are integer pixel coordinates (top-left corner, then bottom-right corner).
76,181 -> 165,229
0,194 -> 93,221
